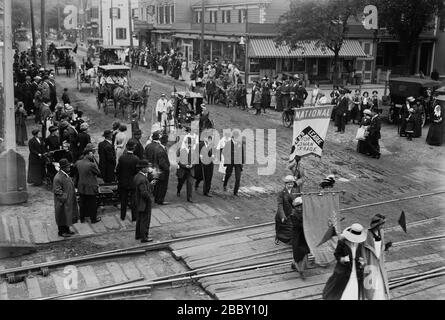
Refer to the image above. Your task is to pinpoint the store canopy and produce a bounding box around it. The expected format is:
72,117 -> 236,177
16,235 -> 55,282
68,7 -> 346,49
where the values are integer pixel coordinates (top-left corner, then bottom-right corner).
249,39 -> 367,59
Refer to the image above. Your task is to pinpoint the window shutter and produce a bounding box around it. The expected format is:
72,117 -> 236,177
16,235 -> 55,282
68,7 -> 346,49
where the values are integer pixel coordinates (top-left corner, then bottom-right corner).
117,8 -> 121,19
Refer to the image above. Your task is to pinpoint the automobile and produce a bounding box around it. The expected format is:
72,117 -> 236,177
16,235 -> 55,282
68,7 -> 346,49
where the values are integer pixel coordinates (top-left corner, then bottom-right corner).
388,77 -> 442,127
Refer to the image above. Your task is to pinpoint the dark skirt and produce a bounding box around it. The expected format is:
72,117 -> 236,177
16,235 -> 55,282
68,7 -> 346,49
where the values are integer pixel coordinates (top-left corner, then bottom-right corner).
275,214 -> 293,244
426,122 -> 444,146
27,157 -> 45,185
290,213 -> 310,263
356,139 -> 369,154
15,122 -> 28,145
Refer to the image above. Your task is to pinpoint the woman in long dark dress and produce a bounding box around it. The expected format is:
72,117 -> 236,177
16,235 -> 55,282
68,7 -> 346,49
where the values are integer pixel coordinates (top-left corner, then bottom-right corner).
275,176 -> 299,245
413,101 -> 423,138
15,101 -> 28,146
426,105 -> 444,146
357,110 -> 372,155
290,196 -> 310,279
27,128 -> 46,186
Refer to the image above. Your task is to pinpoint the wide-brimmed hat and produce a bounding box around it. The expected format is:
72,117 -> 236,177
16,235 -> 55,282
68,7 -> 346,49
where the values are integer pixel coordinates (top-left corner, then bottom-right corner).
59,158 -> 71,169
283,175 -> 296,183
293,197 -> 303,206
363,109 -> 372,116
370,214 -> 386,229
79,123 -> 89,131
65,105 -> 74,113
137,160 -> 152,169
407,96 -> 415,102
49,125 -> 58,133
342,223 -> 367,243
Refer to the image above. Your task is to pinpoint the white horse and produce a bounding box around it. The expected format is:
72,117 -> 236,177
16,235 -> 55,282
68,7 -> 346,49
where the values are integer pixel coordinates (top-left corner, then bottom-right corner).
86,66 -> 99,93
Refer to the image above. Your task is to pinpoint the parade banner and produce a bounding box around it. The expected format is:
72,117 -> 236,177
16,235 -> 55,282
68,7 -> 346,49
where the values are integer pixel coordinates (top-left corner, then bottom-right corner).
303,193 -> 341,266
292,106 -> 334,158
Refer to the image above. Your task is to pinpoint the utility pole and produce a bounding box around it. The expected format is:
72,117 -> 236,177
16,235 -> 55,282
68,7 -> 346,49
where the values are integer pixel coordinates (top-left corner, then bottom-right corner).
128,0 -> 134,48
30,0 -> 37,64
245,7 -> 249,86
41,0 -> 47,68
200,0 -> 204,64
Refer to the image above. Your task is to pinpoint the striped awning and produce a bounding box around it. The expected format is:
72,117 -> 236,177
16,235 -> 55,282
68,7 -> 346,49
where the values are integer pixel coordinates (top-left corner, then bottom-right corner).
249,39 -> 367,59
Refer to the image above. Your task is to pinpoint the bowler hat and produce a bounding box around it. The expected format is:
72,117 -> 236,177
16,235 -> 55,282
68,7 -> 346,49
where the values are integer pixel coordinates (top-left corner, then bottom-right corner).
152,131 -> 161,141
83,143 -> 96,154
126,140 -> 136,150
103,129 -> 113,137
59,158 -> 71,169
370,214 -> 386,229
49,125 -> 58,133
80,123 -> 89,131
137,160 -> 152,169
32,128 -> 40,136
342,223 -> 367,244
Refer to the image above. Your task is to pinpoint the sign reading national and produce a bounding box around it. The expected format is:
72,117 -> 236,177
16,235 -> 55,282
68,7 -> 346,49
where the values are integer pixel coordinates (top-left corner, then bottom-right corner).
292,106 -> 334,158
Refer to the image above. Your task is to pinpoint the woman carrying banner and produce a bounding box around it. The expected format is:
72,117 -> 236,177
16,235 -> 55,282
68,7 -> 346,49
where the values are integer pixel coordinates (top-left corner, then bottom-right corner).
322,223 -> 367,300
362,214 -> 390,300
289,195 -> 310,279
275,176 -> 298,246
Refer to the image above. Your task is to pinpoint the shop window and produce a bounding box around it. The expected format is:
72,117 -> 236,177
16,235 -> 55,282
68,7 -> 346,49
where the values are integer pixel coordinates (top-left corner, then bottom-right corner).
259,58 -> 275,70
250,59 -> 260,73
282,59 -> 305,72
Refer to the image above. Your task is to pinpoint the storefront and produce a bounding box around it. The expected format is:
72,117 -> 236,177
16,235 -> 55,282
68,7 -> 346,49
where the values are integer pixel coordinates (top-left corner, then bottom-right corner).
248,38 -> 368,84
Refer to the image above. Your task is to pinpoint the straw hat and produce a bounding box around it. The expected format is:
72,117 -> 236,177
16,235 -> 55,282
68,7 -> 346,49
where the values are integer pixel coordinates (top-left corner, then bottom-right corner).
363,109 -> 372,116
342,223 -> 367,243
283,175 -> 296,183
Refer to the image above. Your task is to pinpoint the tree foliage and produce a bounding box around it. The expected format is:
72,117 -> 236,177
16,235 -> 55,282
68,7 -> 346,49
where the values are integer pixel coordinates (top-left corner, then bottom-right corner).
374,0 -> 443,74
276,0 -> 366,82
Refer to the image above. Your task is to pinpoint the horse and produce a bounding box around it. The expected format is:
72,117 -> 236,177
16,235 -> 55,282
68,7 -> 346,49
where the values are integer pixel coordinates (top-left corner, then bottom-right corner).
129,82 -> 151,122
113,85 -> 131,119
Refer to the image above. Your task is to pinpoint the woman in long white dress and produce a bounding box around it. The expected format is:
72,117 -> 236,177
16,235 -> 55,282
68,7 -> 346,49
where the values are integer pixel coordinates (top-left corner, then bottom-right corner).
115,124 -> 128,161
322,223 -> 367,300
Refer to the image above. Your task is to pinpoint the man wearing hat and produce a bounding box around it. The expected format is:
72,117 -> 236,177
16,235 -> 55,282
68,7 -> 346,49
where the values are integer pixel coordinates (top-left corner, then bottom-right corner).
98,130 -> 117,183
74,143 -> 101,224
366,109 -> 381,159
133,160 -> 158,243
28,128 -> 46,186
128,129 -> 144,160
362,214 -> 390,300
156,93 -> 168,125
116,140 -> 139,221
53,159 -> 79,237
45,125 -> 61,152
322,223 -> 367,300
22,75 -> 34,115
335,89 -> 349,134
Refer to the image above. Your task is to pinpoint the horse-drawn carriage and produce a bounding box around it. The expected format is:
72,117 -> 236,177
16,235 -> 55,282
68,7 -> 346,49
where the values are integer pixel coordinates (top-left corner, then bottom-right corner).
52,46 -> 75,76
96,65 -> 150,120
77,63 -> 98,92
99,46 -> 126,65
171,91 -> 205,132
86,37 -> 103,60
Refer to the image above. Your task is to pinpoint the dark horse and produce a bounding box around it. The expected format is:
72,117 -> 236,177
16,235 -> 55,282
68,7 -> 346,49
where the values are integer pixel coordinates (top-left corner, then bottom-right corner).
129,82 -> 151,122
113,85 -> 131,119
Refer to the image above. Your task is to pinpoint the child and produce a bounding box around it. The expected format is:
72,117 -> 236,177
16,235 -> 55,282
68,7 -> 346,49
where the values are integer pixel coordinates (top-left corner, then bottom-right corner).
62,88 -> 71,105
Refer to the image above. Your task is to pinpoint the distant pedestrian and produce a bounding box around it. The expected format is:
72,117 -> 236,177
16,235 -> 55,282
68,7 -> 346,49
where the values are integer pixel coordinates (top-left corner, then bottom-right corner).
194,135 -> 215,197
357,110 -> 372,155
176,136 -> 197,203
98,130 -> 116,183
77,123 -> 91,156
61,88 -> 71,105
53,159 -> 78,238
366,109 -> 381,159
426,104 -> 444,146
223,132 -> 245,197
27,128 -> 45,186
115,124 -> 128,160
405,108 -> 416,141
133,160 -> 158,243
335,90 -> 348,133
15,101 -> 28,146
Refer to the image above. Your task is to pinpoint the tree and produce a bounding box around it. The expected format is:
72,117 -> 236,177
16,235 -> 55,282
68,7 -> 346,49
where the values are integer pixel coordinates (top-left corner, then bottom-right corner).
374,0 -> 443,75
276,0 -> 366,85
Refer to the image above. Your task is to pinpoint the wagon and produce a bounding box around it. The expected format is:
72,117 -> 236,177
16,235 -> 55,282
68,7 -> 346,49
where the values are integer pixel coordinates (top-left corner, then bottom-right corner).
53,46 -> 74,76
96,65 -> 131,114
99,45 -> 127,65
76,63 -> 97,92
388,77 -> 442,127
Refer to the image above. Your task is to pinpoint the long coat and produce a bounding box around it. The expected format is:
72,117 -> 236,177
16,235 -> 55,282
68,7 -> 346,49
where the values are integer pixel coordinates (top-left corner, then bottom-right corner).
116,152 -> 139,189
74,157 -> 100,195
53,171 -> 79,227
361,230 -> 390,300
27,137 -> 46,185
275,187 -> 299,244
133,172 -> 154,213
98,140 -> 116,182
322,239 -> 365,300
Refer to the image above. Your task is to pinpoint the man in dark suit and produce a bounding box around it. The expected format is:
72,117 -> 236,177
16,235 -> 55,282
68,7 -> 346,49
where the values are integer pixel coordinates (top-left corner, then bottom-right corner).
335,90 -> 349,134
194,135 -> 215,197
98,130 -> 116,183
74,144 -> 101,223
153,132 -> 171,205
45,126 -> 61,152
133,160 -> 158,243
223,132 -> 245,197
176,136 -> 197,203
367,110 -> 382,159
116,140 -> 139,221
129,129 -> 144,160
144,131 -> 160,164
